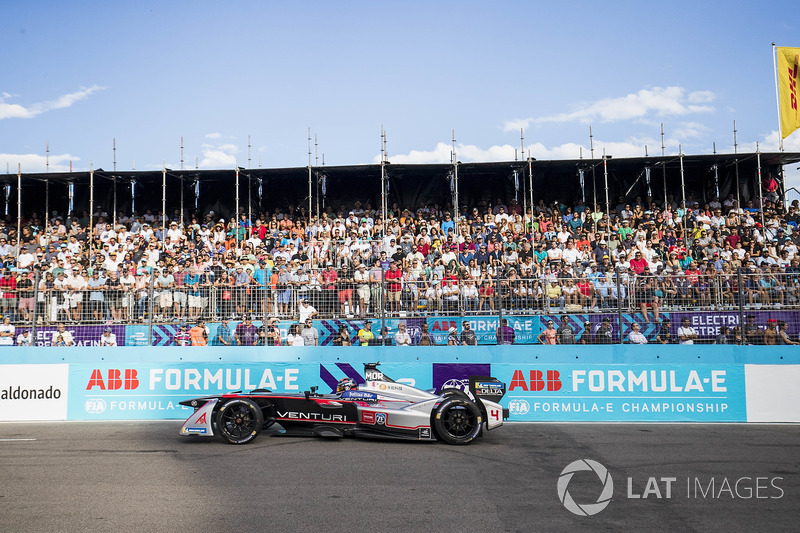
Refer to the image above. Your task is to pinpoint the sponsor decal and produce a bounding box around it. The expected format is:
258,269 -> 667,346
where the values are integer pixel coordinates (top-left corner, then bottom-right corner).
508,399 -> 530,416
196,412 -> 207,425
84,398 -> 106,414
86,369 -> 140,391
419,427 -> 431,439
184,427 -> 208,434
375,412 -> 387,425
341,390 -> 378,402
361,411 -> 376,424
277,411 -> 347,422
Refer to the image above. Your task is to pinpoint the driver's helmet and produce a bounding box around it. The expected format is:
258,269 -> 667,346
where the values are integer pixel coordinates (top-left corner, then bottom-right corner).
336,377 -> 357,393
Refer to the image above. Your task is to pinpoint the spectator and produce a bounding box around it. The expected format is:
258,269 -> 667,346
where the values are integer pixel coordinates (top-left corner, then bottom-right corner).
0,269 -> 18,319
677,317 -> 698,345
51,323 -> 74,346
731,326 -> 744,345
655,318 -> 673,344
460,320 -> 478,346
627,322 -> 648,344
16,328 -> 33,346
286,324 -> 305,346
215,319 -> 234,346
743,314 -> 762,345
301,318 -> 319,346
100,327 -> 117,346
595,318 -> 614,344
0,316 -> 15,346
190,320 -> 209,346
715,325 -> 730,344
556,315 -> 575,344
447,326 -> 460,345
496,318 -> 515,345
357,321 -> 374,346
537,320 -> 557,345
298,299 -> 318,323
394,322 -> 412,346
777,321 -> 799,345
577,321 -> 593,344
332,325 -> 353,346
417,322 -> 435,346
174,324 -> 191,346
235,316 -> 258,346
763,319 -> 778,345
377,326 -> 393,346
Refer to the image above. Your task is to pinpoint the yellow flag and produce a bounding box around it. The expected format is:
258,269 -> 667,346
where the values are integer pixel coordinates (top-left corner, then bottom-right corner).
777,47 -> 800,139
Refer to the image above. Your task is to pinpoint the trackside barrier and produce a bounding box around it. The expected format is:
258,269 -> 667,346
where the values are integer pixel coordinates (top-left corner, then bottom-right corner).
0,346 -> 798,423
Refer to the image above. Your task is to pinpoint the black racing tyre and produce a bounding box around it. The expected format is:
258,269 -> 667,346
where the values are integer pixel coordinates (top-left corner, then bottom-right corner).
433,397 -> 483,445
216,398 -> 264,445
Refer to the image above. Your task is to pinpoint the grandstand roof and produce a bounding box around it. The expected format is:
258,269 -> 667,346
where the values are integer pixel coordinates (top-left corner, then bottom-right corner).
4,152 -> 800,218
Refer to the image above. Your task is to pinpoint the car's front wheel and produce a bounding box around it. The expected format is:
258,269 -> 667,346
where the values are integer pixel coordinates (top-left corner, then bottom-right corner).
433,397 -> 482,445
216,398 -> 264,444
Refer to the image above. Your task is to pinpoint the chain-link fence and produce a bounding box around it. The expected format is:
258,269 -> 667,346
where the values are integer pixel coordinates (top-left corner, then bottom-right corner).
5,267 -> 800,346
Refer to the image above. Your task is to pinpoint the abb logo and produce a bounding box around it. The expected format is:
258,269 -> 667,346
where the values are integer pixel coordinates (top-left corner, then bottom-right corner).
86,369 -> 140,390
509,370 -> 562,392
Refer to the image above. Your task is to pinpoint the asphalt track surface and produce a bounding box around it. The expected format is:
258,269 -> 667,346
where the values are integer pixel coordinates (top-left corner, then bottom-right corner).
1,422 -> 798,533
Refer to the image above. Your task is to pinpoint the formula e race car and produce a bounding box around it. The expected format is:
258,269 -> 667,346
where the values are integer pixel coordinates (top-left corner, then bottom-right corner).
179,363 -> 508,445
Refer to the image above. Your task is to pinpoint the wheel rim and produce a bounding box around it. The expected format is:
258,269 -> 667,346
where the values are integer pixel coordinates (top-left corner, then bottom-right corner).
221,404 -> 257,438
443,405 -> 476,437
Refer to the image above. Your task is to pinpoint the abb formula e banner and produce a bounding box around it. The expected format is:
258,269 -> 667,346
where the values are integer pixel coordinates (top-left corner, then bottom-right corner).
494,364 -> 746,422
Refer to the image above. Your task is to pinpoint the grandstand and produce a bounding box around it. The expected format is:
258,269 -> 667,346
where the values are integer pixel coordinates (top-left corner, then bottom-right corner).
1,150 -> 800,347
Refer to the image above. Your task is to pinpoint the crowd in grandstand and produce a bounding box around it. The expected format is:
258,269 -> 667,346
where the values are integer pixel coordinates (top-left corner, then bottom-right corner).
1,179 -> 800,345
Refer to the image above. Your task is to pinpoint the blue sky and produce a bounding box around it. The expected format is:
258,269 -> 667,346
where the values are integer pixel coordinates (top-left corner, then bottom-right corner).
2,1 -> 799,186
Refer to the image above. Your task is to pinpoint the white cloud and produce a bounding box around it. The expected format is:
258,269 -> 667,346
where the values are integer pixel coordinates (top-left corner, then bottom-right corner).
0,86 -> 105,120
0,152 -> 78,173
199,142 -> 239,168
382,138 -> 658,165
205,132 -> 221,139
504,86 -> 715,130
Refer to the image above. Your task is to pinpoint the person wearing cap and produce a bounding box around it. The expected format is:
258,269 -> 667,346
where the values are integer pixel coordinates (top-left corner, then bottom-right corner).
298,298 -> 318,323
353,262 -> 370,317
321,262 -> 338,317
446,326 -> 461,345
100,327 -> 117,347
595,318 -> 614,344
763,319 -> 779,345
357,321 -> 374,346
655,318 -> 673,344
174,323 -> 192,346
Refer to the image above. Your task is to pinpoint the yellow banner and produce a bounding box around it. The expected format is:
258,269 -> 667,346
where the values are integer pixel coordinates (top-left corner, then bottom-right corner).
778,47 -> 800,139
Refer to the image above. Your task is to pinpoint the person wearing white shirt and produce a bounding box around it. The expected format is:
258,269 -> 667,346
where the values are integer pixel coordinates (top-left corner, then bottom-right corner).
100,328 -> 117,346
677,318 -> 698,344
0,316 -> 15,346
393,323 -> 412,346
16,329 -> 33,346
628,322 -> 648,344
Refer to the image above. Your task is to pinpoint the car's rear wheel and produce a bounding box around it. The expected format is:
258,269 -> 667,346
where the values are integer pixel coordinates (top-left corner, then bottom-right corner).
216,398 -> 264,445
433,397 -> 482,445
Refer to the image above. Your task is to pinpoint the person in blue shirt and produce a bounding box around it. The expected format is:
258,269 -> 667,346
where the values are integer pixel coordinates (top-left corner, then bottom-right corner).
214,319 -> 235,346
184,269 -> 202,321
251,261 -> 269,319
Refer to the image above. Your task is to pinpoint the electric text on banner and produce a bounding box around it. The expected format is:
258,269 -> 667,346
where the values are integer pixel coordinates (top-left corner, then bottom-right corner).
777,47 -> 800,139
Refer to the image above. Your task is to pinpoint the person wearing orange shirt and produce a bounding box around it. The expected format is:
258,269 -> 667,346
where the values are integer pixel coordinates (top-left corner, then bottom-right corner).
189,319 -> 209,346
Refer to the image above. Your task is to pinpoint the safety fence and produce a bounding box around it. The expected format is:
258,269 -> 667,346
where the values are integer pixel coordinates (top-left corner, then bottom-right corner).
7,308 -> 800,347
5,270 -> 800,328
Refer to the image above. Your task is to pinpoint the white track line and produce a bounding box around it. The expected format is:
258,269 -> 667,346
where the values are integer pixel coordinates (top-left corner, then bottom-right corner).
0,438 -> 37,441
